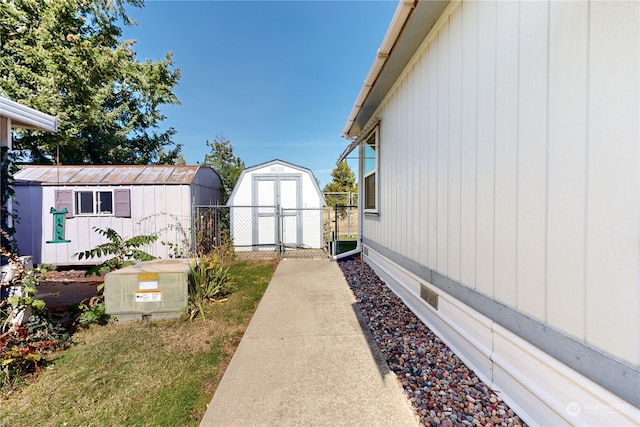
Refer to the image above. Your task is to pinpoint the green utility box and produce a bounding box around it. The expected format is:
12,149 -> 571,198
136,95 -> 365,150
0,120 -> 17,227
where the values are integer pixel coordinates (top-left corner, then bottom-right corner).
104,259 -> 191,323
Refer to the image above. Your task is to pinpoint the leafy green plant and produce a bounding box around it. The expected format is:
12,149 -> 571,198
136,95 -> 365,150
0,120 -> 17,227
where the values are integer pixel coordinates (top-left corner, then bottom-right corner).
1,229 -> 69,392
76,284 -> 111,327
185,254 -> 231,321
1,147 -> 20,251
75,227 -> 158,276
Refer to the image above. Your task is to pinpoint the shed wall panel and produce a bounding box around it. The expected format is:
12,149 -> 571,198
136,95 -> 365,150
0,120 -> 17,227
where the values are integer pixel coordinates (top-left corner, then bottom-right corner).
228,161 -> 324,251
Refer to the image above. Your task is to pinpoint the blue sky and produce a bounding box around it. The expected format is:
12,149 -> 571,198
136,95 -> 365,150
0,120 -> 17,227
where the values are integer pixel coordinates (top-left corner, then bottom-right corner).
122,0 -> 398,187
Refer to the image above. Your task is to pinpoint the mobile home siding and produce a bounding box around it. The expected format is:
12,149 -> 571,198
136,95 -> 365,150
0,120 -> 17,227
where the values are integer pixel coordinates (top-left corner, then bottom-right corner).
364,0 -> 639,373
363,2 -> 640,364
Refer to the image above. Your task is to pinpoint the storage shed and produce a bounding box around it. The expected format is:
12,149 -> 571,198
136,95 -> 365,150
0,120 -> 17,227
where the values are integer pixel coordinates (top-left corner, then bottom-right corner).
227,159 -> 325,252
14,165 -> 223,265
340,0 -> 639,425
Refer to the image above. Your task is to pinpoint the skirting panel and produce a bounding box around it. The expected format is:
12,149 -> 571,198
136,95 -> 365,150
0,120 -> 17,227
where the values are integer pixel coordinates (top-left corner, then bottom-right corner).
363,246 -> 640,426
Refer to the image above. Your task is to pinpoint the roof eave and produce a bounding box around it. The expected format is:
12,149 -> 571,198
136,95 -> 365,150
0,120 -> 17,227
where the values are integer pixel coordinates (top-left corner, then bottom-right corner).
0,97 -> 58,132
341,0 -> 450,141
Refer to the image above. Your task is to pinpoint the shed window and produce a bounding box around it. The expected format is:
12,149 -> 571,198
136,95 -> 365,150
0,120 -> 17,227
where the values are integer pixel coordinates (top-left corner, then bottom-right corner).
362,127 -> 378,213
74,191 -> 114,215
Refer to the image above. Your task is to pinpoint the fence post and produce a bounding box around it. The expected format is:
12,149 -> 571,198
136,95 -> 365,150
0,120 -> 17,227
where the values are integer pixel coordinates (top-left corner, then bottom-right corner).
334,204 -> 339,255
191,203 -> 196,255
277,204 -> 283,256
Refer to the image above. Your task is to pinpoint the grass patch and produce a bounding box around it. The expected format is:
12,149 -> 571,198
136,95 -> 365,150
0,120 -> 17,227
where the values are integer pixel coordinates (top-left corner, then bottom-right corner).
0,259 -> 278,427
336,240 -> 358,254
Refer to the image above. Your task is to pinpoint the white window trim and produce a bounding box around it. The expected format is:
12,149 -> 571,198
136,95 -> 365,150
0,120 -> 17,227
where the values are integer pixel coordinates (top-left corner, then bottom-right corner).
74,190 -> 114,216
361,126 -> 379,214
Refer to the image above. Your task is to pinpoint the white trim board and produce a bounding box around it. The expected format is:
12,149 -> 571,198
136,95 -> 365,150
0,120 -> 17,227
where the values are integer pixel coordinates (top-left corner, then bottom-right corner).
0,97 -> 58,132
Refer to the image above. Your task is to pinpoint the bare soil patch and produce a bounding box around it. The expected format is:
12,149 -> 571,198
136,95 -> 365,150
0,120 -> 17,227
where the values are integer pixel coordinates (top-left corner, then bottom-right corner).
37,269 -> 104,307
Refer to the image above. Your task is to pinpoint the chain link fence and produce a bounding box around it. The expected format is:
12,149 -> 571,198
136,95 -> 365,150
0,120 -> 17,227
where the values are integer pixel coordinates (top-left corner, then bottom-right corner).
193,205 -> 329,259
325,205 -> 359,256
127,205 -> 359,260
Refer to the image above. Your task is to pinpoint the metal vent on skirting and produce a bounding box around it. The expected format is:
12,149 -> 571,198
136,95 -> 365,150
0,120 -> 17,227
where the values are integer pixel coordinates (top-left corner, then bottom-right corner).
420,285 -> 438,310
363,246 -> 369,256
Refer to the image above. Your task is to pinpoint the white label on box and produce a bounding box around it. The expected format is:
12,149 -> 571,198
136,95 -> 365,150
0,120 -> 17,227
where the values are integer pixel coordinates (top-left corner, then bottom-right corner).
139,281 -> 158,290
135,290 -> 161,302
138,273 -> 158,290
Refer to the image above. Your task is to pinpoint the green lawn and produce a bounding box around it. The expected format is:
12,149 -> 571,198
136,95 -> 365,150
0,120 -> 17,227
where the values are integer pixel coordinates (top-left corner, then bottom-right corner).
0,259 -> 278,427
336,240 -> 358,254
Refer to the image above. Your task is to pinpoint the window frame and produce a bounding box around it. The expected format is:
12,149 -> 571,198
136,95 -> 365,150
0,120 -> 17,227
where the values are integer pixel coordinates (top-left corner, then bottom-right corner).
361,126 -> 379,214
74,190 -> 114,216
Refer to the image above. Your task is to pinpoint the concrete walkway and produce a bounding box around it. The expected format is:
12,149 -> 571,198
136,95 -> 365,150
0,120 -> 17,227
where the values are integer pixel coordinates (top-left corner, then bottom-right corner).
200,258 -> 418,427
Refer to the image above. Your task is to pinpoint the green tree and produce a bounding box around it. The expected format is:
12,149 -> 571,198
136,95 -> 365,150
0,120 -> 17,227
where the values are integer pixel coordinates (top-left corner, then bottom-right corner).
172,153 -> 187,165
202,135 -> 245,202
323,160 -> 358,207
0,0 -> 182,165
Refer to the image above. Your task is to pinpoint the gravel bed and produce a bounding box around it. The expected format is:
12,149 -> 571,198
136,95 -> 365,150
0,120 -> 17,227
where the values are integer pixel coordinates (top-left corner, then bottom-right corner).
338,257 -> 526,427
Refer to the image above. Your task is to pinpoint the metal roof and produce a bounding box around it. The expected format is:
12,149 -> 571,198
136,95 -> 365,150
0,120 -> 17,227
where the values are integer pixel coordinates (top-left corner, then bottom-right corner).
14,165 -> 210,186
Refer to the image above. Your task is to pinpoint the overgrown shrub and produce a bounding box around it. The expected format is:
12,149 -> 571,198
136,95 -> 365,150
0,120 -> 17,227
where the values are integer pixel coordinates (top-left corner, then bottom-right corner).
0,229 -> 69,393
185,254 -> 231,321
75,283 -> 111,327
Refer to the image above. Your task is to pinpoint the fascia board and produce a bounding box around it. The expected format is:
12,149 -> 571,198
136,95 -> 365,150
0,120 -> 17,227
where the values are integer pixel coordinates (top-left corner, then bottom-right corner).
0,97 -> 58,132
342,0 -> 449,139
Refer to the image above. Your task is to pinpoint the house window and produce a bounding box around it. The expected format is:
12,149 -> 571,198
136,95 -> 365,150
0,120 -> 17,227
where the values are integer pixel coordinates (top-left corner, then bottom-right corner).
362,127 -> 378,212
74,191 -> 114,215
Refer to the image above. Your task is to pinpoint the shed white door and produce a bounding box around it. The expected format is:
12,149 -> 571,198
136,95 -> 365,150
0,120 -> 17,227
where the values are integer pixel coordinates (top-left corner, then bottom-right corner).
252,174 -> 301,249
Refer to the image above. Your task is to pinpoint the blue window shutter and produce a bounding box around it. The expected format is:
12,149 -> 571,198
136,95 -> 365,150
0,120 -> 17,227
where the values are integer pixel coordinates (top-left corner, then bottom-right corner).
55,189 -> 74,218
114,189 -> 131,218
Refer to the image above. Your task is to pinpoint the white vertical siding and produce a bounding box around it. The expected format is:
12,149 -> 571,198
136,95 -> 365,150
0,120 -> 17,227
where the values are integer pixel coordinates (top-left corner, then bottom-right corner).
437,21 -> 449,275
459,0 -> 478,289
474,0 -> 496,297
516,0 -> 548,321
417,55 -> 430,267
34,184 -> 195,264
39,186 -> 136,265
366,0 -> 639,364
427,39 -> 439,269
448,9 -> 463,283
585,1 -> 639,363
546,1 -> 588,340
493,1 -> 519,307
